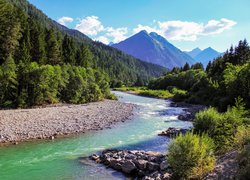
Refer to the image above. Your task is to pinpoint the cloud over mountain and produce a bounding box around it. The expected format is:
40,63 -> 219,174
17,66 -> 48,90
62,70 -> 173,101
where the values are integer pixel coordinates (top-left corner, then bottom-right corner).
134,18 -> 237,41
59,15 -> 236,45
57,16 -> 74,26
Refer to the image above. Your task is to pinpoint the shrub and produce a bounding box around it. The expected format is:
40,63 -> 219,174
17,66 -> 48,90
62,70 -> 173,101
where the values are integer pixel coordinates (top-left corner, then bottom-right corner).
234,125 -> 250,149
171,88 -> 189,102
194,107 -> 221,135
138,89 -> 173,99
167,132 -> 215,179
194,98 -> 247,152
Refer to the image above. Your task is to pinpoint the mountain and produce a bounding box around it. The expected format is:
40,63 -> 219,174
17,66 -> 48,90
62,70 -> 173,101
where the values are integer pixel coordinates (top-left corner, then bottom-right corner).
194,47 -> 221,66
112,30 -> 195,69
185,48 -> 202,58
5,0 -> 166,86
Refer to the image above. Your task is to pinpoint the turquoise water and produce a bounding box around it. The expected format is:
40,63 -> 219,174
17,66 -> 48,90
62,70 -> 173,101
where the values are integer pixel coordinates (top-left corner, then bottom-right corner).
0,91 -> 192,180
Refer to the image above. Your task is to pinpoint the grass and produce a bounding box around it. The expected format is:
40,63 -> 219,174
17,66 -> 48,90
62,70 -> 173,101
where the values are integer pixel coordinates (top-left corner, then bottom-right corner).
113,87 -> 174,99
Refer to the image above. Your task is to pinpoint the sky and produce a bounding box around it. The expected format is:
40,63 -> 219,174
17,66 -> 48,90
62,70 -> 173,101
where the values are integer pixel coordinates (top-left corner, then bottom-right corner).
28,0 -> 250,52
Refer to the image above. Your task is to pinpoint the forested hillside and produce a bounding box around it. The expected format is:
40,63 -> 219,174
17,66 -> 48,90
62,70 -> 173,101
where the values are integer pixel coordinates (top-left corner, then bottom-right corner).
148,39 -> 250,111
0,0 -> 165,108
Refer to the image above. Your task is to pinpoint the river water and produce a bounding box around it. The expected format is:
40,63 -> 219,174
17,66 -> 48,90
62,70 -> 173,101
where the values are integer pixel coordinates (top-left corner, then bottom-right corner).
0,91 -> 192,180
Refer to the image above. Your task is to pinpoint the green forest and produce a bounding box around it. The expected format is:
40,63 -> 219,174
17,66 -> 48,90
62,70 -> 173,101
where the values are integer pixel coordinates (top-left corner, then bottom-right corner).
148,39 -> 250,111
0,0 -> 165,108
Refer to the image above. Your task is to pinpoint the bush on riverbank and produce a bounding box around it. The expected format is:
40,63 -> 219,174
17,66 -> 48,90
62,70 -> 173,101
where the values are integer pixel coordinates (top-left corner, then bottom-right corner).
113,87 -> 174,99
193,98 -> 248,152
167,132 -> 215,179
137,89 -> 173,99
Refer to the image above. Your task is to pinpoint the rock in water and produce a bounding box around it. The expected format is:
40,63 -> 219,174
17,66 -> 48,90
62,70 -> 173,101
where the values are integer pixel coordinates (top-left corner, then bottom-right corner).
122,160 -> 137,174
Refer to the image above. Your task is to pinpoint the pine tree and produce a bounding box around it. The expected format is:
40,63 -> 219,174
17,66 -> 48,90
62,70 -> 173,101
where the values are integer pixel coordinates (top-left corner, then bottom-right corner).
191,62 -> 204,70
46,29 -> 61,65
29,19 -> 46,64
0,55 -> 18,107
183,62 -> 190,71
62,34 -> 76,64
0,0 -> 22,65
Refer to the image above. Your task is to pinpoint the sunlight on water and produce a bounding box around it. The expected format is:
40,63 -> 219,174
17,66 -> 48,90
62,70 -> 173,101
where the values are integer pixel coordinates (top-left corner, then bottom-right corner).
0,91 -> 192,180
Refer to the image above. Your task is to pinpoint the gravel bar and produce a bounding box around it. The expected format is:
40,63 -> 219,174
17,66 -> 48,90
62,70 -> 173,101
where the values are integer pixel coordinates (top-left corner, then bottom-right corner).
0,100 -> 135,144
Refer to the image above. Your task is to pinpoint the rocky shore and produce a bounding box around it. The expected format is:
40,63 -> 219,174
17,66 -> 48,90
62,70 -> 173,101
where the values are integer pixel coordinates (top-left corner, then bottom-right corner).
170,102 -> 206,121
89,149 -> 172,180
0,100 -> 135,144
158,127 -> 190,137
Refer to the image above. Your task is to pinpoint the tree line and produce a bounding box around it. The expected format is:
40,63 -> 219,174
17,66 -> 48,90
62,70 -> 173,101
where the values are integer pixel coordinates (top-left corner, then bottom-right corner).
148,39 -> 250,111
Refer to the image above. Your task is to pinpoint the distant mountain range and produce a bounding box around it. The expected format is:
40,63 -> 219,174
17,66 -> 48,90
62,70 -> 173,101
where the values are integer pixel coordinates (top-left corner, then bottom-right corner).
185,47 -> 222,67
112,30 -> 195,69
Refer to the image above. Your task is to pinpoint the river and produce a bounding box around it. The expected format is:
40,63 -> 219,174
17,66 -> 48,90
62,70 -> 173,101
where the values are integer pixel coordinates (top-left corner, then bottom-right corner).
0,91 -> 192,180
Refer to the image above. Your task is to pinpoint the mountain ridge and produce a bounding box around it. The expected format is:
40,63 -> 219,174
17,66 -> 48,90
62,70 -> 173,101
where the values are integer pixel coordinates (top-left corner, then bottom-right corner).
186,47 -> 221,66
112,30 -> 195,69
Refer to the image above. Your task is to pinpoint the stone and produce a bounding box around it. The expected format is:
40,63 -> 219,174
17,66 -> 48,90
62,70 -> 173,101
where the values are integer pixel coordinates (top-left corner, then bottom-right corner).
135,159 -> 148,170
162,172 -> 171,180
138,170 -> 146,177
103,158 -> 111,165
49,135 -> 54,140
110,159 -> 122,170
160,161 -> 169,171
121,160 -> 137,174
147,162 -> 160,172
158,127 -> 189,137
90,154 -> 99,161
125,153 -> 137,160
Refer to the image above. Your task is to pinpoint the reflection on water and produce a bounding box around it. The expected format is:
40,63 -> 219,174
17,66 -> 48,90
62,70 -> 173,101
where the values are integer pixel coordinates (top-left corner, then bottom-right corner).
0,91 -> 192,180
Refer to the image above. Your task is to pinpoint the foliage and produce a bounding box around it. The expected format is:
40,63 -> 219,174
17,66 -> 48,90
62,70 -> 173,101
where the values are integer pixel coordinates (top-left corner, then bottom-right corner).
0,0 -> 166,108
167,132 -> 215,179
193,98 -> 247,152
148,69 -> 206,91
137,89 -> 173,99
233,125 -> 250,149
148,39 -> 250,111
114,87 -> 173,99
170,87 -> 188,102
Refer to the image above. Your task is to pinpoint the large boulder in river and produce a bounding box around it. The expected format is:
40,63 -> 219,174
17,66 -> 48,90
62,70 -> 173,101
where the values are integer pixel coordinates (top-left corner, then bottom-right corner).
121,160 -> 137,174
147,162 -> 160,172
135,159 -> 148,170
158,127 -> 189,137
110,159 -> 122,170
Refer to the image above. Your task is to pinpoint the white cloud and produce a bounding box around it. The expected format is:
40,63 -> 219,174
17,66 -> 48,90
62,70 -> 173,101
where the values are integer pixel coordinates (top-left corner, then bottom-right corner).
133,24 -> 159,34
133,18 -> 236,41
75,16 -> 236,43
75,16 -> 128,43
75,16 -> 104,36
57,16 -> 74,26
95,36 -> 109,44
106,27 -> 128,43
202,18 -> 237,35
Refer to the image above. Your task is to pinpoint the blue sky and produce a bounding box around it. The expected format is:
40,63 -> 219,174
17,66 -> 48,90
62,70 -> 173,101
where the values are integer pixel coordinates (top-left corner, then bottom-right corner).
28,0 -> 250,52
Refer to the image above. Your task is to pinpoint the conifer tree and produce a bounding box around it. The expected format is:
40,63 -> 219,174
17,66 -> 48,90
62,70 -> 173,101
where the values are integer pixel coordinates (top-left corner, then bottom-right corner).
45,29 -> 61,65
183,62 -> 190,71
0,0 -> 21,65
29,19 -> 46,64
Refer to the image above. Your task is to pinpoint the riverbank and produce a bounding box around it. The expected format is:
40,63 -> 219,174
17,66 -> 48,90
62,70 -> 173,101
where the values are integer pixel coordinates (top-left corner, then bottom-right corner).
0,100 -> 135,144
